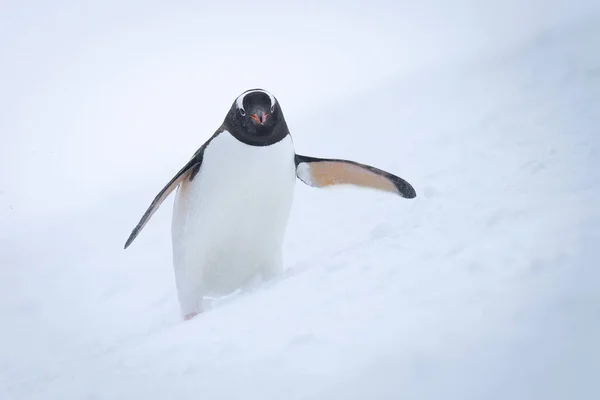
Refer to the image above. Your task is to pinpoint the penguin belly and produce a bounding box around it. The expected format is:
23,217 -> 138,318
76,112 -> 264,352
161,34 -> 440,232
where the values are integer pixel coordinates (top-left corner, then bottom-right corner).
171,132 -> 296,317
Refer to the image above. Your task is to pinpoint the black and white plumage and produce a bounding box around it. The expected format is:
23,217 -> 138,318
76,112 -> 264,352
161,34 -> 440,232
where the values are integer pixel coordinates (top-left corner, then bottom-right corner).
124,88 -> 416,320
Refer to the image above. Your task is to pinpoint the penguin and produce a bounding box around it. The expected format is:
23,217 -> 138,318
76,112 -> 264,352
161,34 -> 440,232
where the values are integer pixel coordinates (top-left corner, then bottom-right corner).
124,88 -> 416,320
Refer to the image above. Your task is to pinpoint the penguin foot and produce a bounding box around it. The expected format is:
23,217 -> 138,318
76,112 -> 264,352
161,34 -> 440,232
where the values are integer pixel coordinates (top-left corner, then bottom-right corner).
184,311 -> 200,320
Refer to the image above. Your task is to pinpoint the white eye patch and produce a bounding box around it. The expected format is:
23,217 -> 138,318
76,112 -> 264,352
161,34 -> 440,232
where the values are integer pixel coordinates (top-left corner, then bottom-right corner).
235,89 -> 277,111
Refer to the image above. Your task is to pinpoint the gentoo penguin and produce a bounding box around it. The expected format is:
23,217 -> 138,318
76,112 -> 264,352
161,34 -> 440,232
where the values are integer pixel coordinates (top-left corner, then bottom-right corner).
124,88 -> 416,320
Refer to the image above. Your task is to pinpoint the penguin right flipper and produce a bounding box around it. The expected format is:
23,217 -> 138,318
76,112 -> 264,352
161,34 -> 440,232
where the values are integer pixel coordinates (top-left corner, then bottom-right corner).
124,145 -> 208,249
294,154 -> 416,199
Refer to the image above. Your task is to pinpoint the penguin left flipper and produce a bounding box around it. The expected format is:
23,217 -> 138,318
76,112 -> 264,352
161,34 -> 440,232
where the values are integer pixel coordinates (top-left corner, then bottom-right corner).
294,154 -> 417,199
124,148 -> 205,249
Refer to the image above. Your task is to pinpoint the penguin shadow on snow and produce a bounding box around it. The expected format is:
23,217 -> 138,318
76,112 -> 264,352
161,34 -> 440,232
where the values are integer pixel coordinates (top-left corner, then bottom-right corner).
123,88 -> 417,321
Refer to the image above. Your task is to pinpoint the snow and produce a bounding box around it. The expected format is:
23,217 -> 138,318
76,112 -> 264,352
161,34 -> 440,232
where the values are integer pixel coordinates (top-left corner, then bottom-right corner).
1,2 -> 600,399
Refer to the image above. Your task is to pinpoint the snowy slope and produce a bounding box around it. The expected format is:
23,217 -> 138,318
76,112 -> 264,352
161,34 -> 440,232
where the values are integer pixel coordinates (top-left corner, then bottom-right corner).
2,7 -> 600,400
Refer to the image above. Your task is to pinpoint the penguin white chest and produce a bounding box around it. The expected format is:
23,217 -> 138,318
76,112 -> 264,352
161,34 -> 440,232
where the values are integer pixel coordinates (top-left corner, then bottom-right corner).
171,131 -> 296,311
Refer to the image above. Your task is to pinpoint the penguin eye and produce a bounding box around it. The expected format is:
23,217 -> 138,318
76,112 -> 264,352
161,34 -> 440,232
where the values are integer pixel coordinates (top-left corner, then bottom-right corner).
239,108 -> 246,116
270,104 -> 275,113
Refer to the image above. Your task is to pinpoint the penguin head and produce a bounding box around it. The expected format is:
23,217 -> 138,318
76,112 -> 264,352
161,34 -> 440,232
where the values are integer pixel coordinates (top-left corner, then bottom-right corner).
225,89 -> 288,146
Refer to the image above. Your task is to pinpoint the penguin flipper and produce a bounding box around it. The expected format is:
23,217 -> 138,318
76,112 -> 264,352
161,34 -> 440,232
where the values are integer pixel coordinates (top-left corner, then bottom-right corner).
124,156 -> 203,249
294,154 -> 416,199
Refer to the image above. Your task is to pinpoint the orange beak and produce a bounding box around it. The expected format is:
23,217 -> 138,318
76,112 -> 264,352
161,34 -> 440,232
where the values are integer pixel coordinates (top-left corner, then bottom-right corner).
250,111 -> 268,125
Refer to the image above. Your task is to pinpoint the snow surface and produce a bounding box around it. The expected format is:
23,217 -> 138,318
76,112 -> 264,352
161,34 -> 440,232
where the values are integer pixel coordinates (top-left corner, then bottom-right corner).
1,3 -> 600,400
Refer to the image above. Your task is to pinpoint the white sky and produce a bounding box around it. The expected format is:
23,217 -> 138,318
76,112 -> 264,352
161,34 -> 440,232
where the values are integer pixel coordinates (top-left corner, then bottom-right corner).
1,0 -> 598,227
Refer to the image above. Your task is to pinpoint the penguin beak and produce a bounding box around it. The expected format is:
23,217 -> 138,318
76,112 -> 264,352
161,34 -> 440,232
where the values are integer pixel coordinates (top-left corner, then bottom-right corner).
250,110 -> 268,125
